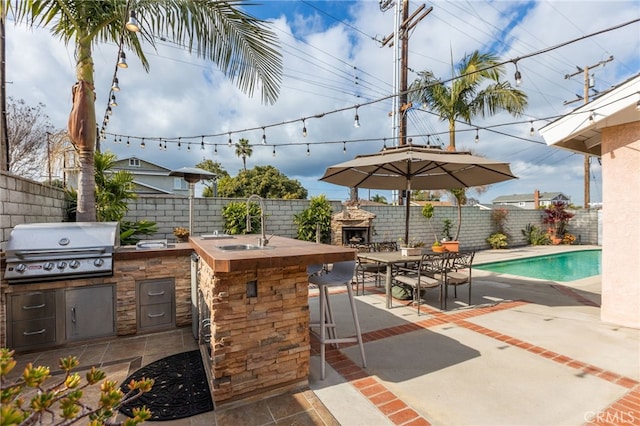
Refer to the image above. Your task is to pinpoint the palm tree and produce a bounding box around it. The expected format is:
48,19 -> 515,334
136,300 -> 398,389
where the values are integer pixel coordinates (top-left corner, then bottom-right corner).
5,0 -> 282,221
235,138 -> 252,171
409,50 -> 527,151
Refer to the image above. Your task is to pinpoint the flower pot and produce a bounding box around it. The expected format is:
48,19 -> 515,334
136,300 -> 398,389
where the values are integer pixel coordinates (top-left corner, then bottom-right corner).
401,247 -> 423,256
442,241 -> 459,252
431,245 -> 446,253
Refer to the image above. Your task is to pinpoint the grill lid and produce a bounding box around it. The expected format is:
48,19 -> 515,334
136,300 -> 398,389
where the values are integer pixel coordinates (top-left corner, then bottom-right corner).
6,222 -> 120,255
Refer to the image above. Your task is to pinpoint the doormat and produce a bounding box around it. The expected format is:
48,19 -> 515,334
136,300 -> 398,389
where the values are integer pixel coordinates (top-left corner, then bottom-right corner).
119,350 -> 213,421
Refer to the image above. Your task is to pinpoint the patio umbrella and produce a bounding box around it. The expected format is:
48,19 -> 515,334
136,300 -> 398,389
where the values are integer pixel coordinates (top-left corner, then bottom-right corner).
320,144 -> 517,244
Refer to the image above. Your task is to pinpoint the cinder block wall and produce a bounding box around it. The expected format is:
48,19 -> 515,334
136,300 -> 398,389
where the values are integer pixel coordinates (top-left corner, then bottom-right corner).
0,171 -> 66,250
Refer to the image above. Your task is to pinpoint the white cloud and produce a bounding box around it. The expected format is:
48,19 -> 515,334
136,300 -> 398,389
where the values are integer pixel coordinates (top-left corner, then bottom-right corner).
5,1 -> 638,205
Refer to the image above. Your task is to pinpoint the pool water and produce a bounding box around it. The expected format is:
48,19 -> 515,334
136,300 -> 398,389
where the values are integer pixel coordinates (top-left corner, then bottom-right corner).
474,249 -> 601,282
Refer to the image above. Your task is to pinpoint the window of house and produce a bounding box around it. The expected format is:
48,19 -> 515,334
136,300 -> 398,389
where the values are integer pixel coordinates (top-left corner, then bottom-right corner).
129,158 -> 140,167
518,202 -> 525,207
174,178 -> 188,190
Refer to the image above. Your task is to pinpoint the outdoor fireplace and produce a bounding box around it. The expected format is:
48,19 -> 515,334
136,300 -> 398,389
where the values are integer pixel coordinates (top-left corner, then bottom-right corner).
331,206 -> 376,245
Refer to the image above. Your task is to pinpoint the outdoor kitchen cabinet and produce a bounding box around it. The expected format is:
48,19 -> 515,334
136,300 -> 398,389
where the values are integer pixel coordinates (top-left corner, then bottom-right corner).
7,290 -> 64,350
64,285 -> 116,341
137,278 -> 175,331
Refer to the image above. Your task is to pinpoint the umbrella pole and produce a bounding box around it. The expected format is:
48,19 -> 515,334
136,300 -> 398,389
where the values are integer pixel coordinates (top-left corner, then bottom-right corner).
405,189 -> 410,245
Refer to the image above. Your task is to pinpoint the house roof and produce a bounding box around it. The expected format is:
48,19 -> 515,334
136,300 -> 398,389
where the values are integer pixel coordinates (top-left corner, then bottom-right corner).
492,192 -> 568,203
475,203 -> 523,211
539,73 -> 640,156
113,156 -> 173,173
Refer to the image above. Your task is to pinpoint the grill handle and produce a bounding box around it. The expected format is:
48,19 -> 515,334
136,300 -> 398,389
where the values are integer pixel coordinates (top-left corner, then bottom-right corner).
13,248 -> 107,257
71,307 -> 76,324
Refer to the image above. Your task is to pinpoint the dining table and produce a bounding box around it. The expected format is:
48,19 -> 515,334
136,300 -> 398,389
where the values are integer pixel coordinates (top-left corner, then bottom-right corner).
357,250 -> 426,309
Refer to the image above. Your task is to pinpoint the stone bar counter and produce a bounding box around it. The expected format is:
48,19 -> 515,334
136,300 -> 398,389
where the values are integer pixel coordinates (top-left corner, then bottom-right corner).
189,235 -> 355,407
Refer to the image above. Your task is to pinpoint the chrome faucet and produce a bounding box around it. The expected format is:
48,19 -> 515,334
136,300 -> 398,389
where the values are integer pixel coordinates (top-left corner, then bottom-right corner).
246,194 -> 270,247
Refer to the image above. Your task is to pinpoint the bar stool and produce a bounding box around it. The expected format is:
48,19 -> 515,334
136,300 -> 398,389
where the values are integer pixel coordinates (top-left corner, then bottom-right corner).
308,260 -> 367,379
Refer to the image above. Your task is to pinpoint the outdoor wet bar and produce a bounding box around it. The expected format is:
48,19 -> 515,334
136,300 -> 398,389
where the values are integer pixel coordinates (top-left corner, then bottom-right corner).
189,235 -> 355,406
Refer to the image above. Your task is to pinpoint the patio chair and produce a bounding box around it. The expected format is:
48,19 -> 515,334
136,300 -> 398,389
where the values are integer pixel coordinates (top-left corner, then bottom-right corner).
442,251 -> 476,309
353,243 -> 385,295
308,260 -> 367,379
392,253 -> 447,313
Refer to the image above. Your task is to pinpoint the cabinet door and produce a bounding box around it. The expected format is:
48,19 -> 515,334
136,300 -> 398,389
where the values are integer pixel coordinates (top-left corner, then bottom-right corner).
65,285 -> 115,340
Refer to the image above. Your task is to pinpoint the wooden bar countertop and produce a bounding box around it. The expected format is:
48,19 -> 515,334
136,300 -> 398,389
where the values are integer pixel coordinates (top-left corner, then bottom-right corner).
189,235 -> 356,273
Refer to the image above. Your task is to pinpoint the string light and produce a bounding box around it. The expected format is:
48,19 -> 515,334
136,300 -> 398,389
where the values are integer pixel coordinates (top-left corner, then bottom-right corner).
107,106 -> 112,115
589,110 -> 595,122
272,145 -> 276,157
140,138 -> 146,149
354,106 -> 360,128
177,137 -> 181,150
200,136 -> 205,150
158,140 -> 163,150
382,138 -> 387,150
125,10 -> 140,32
110,95 -> 117,107
113,136 -> 117,144
126,137 -> 130,147
111,77 -> 120,91
187,142 -> 191,152
214,144 -> 218,155
117,51 -> 128,68
262,128 -> 267,145
118,136 -> 122,144
228,133 -> 232,147
514,62 -> 522,87
306,144 -> 310,156
163,140 -> 167,150
302,119 -> 307,137
475,129 -> 479,143
529,121 -> 535,136
343,141 -> 347,154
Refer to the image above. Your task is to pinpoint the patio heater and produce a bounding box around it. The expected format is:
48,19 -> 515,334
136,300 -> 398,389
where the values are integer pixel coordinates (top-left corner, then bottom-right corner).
168,167 -> 216,236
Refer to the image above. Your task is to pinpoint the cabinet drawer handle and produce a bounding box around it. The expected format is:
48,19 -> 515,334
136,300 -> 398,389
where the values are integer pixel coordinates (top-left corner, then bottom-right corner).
147,291 -> 165,296
23,329 -> 46,336
22,303 -> 46,310
147,312 -> 165,318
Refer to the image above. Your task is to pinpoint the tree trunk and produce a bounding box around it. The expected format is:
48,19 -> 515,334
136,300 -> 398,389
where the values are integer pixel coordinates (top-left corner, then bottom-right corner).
448,119 -> 456,151
68,36 -> 97,222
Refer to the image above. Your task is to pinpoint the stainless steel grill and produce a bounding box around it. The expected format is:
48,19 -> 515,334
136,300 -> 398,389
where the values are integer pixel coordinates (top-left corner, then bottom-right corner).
4,222 -> 120,284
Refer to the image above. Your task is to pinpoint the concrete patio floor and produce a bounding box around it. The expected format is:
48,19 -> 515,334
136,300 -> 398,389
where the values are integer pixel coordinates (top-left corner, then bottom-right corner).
6,245 -> 639,425
308,245 -> 640,426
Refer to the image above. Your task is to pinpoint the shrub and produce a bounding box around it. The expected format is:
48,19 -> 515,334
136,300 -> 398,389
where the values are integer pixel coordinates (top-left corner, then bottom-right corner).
521,224 -> 550,246
293,195 -> 332,243
0,348 -> 153,425
487,233 -> 508,249
221,201 -> 261,235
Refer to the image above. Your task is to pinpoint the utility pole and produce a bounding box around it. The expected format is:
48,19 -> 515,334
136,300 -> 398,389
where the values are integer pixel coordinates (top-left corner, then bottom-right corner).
564,56 -> 613,209
381,0 -> 432,205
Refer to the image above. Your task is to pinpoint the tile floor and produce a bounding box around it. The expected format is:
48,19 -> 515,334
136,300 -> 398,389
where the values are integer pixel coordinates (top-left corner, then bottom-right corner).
5,328 -> 339,425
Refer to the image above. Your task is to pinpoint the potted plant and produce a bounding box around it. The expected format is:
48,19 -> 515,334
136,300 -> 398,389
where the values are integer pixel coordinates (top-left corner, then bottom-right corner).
543,202 -> 574,245
173,226 -> 190,242
400,238 -> 426,256
421,203 -> 444,252
440,219 -> 459,252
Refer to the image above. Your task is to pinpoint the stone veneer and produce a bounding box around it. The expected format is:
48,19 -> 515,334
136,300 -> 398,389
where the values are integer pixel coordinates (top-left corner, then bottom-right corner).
331,206 -> 376,245
197,259 -> 310,405
0,246 -> 192,349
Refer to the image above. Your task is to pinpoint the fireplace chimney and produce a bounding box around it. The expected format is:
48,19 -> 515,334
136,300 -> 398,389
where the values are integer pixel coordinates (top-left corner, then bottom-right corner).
534,189 -> 540,209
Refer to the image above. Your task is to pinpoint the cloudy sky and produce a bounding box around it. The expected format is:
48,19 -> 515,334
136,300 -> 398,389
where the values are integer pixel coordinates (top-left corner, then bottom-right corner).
6,0 -> 640,205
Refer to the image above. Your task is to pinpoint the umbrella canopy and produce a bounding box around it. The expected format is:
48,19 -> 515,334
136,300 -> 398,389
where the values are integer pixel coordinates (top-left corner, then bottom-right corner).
320,144 -> 518,244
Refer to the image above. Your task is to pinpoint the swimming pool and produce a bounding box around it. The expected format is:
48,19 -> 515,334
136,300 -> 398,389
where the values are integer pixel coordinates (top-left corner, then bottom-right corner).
474,249 -> 601,282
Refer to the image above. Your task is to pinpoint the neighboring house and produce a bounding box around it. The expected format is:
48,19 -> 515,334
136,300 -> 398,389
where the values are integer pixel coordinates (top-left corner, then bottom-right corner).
540,73 -> 640,329
475,203 -> 522,211
492,190 -> 570,209
111,157 -> 189,196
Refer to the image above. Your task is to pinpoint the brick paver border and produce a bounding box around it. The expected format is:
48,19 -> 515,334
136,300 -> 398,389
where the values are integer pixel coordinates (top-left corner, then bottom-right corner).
309,282 -> 639,425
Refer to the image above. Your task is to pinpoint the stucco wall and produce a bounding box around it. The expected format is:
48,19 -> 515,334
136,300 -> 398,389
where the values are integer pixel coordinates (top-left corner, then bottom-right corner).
600,122 -> 640,328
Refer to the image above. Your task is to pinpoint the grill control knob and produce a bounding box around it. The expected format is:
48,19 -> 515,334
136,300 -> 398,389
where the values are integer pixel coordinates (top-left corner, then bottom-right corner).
93,258 -> 105,267
57,261 -> 67,269
69,260 -> 80,269
43,262 -> 55,271
15,263 -> 27,273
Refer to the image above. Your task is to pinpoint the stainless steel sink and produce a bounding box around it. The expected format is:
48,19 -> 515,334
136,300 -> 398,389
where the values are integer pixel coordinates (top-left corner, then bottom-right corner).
216,244 -> 274,251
